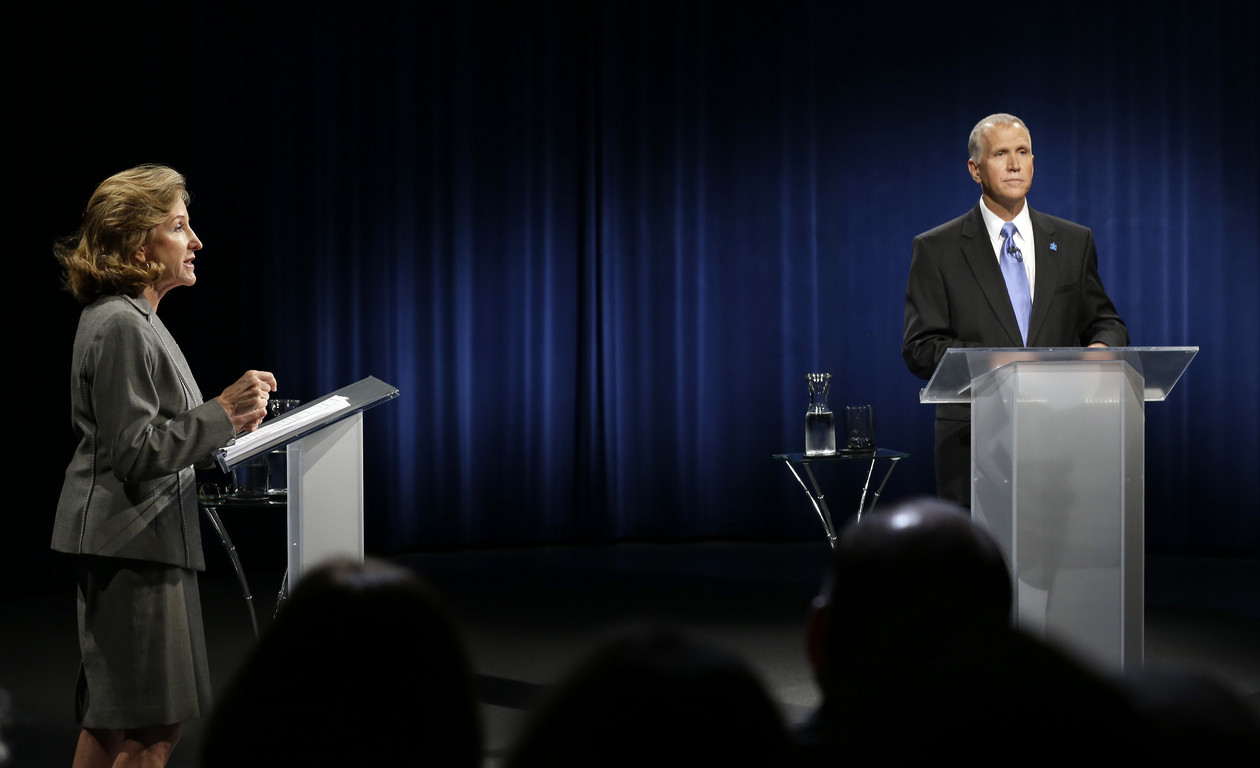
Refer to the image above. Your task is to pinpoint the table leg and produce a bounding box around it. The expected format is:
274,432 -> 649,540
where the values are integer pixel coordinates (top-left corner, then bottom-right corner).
855,458 -> 877,521
856,457 -> 902,520
201,504 -> 260,639
784,461 -> 838,547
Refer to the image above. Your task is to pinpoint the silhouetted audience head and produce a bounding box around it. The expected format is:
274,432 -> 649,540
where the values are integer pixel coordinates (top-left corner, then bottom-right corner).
798,498 -> 1146,763
508,626 -> 790,767
807,497 -> 1011,689
202,557 -> 480,768
1122,665 -> 1260,761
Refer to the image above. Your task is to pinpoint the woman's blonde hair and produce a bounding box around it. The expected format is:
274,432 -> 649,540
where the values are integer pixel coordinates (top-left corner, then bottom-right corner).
55,164 -> 190,303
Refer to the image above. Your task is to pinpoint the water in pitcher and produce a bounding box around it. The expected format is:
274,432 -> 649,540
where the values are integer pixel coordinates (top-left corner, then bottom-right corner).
805,410 -> 836,456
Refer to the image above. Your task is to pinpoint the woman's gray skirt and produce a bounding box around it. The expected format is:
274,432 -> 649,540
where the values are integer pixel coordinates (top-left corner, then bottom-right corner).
75,556 -> 212,729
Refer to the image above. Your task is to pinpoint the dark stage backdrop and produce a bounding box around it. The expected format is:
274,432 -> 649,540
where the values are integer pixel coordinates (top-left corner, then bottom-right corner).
13,0 -> 1257,588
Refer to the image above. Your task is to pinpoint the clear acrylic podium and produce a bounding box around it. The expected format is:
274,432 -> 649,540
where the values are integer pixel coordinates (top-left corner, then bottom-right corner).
214,376 -> 399,590
920,347 -> 1196,672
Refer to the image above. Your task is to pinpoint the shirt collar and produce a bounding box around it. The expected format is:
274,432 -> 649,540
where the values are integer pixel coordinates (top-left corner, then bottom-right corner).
119,292 -> 154,317
978,197 -> 1033,246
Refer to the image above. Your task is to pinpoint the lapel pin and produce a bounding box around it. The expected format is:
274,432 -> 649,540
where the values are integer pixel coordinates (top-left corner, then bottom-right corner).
1049,242 -> 1058,251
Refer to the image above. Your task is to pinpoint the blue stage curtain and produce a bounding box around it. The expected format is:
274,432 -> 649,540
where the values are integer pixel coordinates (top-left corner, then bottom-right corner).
166,0 -> 1256,553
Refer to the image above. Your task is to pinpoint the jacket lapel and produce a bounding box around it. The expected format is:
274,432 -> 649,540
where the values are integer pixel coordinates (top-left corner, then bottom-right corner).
1026,207 -> 1058,346
960,204 -> 1024,346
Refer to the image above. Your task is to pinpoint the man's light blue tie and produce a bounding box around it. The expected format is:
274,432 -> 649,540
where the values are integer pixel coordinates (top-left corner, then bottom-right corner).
1000,221 -> 1032,345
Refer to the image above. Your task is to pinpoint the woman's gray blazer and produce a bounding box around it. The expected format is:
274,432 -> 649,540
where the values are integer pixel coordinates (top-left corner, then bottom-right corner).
52,294 -> 235,569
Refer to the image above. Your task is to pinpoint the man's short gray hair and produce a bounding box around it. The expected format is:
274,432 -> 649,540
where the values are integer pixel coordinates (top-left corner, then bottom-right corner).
968,113 -> 1030,164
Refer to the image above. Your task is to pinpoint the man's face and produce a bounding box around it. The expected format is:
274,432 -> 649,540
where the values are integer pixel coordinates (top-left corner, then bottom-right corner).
968,122 -> 1034,213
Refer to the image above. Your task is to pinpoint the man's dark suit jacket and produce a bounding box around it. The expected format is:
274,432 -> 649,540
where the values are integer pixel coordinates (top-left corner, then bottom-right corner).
902,203 -> 1128,503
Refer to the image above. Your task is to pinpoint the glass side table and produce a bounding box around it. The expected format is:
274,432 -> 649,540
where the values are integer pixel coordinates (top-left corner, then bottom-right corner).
198,486 -> 289,638
771,448 -> 909,548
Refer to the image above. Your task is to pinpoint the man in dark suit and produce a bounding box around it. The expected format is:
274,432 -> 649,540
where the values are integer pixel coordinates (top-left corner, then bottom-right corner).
903,113 -> 1128,504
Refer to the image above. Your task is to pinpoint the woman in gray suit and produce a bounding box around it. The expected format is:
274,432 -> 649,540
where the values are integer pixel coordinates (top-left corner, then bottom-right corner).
52,165 -> 277,767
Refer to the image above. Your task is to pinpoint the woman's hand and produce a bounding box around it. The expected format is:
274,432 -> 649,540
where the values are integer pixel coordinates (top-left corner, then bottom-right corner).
215,370 -> 278,434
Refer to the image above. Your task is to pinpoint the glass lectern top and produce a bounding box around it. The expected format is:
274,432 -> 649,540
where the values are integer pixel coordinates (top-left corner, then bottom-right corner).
919,346 -> 1198,404
213,375 -> 400,471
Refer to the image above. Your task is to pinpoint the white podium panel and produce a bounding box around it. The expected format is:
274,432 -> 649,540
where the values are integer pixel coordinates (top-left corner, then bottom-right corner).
972,361 -> 1144,671
286,412 -> 365,586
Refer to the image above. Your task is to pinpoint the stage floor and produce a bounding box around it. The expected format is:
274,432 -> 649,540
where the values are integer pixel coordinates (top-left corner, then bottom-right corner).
2,542 -> 1257,766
